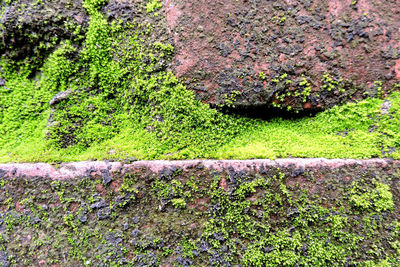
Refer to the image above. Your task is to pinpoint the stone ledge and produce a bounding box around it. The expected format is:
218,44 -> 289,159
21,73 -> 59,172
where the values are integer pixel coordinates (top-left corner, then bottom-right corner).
0,158 -> 398,180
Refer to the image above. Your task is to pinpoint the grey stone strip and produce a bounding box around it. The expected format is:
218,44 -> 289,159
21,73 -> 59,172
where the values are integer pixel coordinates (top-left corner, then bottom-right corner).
0,158 -> 398,180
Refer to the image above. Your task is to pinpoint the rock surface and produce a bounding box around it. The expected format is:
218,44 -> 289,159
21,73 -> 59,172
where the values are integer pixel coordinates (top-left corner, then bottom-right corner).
166,0 -> 400,110
0,0 -> 399,113
0,0 -> 88,62
0,159 -> 400,265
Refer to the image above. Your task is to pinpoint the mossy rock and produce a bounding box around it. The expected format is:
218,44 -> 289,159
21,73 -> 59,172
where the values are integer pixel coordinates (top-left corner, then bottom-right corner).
1,0 -> 399,114
0,0 -> 399,160
1,159 -> 400,265
165,0 -> 400,111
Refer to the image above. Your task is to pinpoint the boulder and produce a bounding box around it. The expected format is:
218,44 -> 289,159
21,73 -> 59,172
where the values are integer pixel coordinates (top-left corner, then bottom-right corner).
0,0 -> 88,62
1,0 -> 399,113
165,0 -> 400,111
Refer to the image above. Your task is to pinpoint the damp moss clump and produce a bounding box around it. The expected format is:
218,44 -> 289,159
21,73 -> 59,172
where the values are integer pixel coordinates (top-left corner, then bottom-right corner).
0,0 -> 400,162
0,0 -> 249,161
350,179 -> 394,212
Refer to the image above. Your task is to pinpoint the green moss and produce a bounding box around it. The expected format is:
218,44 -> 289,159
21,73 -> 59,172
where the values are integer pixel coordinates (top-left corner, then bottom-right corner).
0,0 -> 399,163
1,164 -> 400,265
322,73 -> 344,93
350,179 -> 394,212
146,0 -> 162,13
299,76 -> 312,102
170,198 -> 186,209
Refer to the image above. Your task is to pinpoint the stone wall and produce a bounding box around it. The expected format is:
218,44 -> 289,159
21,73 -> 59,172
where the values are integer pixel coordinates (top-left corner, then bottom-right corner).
1,0 -> 399,113
1,159 -> 400,266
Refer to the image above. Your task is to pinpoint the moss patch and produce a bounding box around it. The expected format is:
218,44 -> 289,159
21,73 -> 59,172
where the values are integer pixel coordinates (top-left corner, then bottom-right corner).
1,162 -> 400,265
0,0 -> 399,163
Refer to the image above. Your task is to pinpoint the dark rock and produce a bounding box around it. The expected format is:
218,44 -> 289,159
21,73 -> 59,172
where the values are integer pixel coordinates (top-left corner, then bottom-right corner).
90,199 -> 106,210
85,167 -> 97,178
381,47 -> 400,60
133,252 -> 158,266
192,249 -> 199,257
97,207 -> 111,220
0,170 -> 7,179
0,0 -> 88,61
49,90 -> 74,107
78,213 -> 87,223
31,216 -> 41,225
291,168 -> 304,177
123,157 -> 137,164
159,166 -> 178,180
263,246 -> 275,253
3,0 -> 399,115
177,257 -> 193,267
47,89 -> 75,128
0,251 -> 10,267
114,193 -> 135,208
100,169 -> 112,185
105,233 -> 123,245
131,229 -> 140,237
198,241 -> 211,252
213,232 -> 225,241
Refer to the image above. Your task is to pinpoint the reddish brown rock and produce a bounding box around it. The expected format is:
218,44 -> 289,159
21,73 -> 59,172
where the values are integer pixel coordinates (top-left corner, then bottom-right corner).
165,0 -> 400,111
1,0 -> 399,113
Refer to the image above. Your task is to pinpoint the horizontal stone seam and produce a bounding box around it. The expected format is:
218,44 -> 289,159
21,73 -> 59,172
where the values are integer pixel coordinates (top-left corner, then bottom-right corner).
0,158 -> 398,180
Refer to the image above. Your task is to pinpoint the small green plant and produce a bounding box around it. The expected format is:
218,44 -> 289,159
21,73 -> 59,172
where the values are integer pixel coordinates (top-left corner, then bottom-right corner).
322,73 -> 344,93
299,76 -> 312,102
374,80 -> 384,98
258,71 -> 266,80
171,198 -> 186,209
222,90 -> 241,108
350,179 -> 394,212
0,0 -> 399,163
146,0 -> 162,13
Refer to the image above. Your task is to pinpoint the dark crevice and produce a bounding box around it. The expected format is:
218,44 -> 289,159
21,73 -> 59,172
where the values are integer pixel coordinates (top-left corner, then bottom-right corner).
217,105 -> 321,120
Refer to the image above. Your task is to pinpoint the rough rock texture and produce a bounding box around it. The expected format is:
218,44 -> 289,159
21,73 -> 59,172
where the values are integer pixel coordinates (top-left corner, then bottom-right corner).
0,0 -> 399,114
166,0 -> 400,110
1,159 -> 400,265
0,0 -> 88,62
0,0 -> 170,65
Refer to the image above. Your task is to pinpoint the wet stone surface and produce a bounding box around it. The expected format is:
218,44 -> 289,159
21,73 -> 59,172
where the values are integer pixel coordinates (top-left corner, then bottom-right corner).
0,159 -> 399,265
166,0 -> 400,111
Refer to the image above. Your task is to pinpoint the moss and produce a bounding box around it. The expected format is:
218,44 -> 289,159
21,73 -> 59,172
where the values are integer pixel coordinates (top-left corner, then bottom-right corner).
0,0 -> 399,162
3,163 -> 400,265
350,179 -> 394,212
170,198 -> 186,209
146,0 -> 162,13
